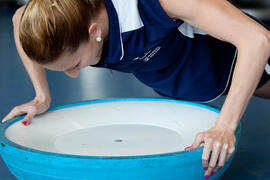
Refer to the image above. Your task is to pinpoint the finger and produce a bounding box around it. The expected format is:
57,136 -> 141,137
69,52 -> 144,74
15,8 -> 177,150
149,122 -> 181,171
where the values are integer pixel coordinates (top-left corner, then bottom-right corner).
184,146 -> 192,150
205,165 -> 215,178
202,141 -> 213,170
226,144 -> 235,162
192,133 -> 204,148
209,143 -> 228,176
2,107 -> 26,123
225,139 -> 235,162
185,133 -> 204,150
211,166 -> 220,176
2,109 -> 17,122
206,141 -> 222,175
21,113 -> 34,126
192,133 -> 208,170
217,143 -> 229,167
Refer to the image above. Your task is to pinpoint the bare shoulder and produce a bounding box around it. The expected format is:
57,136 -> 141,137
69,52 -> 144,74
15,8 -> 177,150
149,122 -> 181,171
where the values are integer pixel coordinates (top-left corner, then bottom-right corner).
13,5 -> 26,25
158,0 -> 268,48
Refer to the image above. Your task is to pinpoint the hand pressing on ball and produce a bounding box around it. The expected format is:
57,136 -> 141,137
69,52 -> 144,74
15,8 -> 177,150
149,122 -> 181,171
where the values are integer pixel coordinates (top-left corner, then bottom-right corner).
185,125 -> 236,179
2,97 -> 51,126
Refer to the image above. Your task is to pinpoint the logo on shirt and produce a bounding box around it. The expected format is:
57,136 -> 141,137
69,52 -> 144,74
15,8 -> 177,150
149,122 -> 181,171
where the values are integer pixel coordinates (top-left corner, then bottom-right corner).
133,46 -> 161,62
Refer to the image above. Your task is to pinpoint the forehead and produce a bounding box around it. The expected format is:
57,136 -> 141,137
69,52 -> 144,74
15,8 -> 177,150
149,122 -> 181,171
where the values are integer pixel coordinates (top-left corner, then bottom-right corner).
41,41 -> 90,71
42,51 -> 76,71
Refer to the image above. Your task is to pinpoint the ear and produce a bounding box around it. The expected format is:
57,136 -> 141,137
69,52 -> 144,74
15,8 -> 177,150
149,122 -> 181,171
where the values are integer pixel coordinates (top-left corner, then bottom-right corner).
88,23 -> 102,40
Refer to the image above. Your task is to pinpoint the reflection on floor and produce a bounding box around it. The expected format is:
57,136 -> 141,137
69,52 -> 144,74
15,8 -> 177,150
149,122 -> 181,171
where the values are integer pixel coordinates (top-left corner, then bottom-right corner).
1,4 -> 270,180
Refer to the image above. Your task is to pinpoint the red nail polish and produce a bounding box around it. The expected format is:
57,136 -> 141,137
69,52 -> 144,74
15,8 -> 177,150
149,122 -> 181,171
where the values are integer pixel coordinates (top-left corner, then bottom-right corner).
184,146 -> 192,150
205,175 -> 210,179
22,121 -> 27,125
211,171 -> 216,175
204,167 -> 208,170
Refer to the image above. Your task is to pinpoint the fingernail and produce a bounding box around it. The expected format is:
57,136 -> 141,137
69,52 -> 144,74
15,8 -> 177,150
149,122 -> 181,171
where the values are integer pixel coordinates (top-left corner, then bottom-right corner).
205,175 -> 210,179
184,146 -> 192,150
211,171 -> 216,175
204,167 -> 208,170
22,121 -> 27,125
218,167 -> 222,170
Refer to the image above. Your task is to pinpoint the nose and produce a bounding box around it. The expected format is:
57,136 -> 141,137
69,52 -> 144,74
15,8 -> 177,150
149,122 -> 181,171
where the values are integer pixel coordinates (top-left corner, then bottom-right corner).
64,68 -> 80,78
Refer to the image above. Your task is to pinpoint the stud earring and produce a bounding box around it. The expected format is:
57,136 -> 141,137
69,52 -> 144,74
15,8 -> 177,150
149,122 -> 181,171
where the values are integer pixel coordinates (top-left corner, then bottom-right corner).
96,37 -> 102,42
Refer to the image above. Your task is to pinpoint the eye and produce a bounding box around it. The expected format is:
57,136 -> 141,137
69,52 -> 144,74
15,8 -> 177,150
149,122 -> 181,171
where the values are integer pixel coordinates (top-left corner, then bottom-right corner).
74,63 -> 80,69
65,59 -> 81,72
73,61 -> 81,69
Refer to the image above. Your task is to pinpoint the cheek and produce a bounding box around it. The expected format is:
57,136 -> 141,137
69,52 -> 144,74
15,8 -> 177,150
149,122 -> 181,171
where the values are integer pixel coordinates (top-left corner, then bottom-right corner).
81,52 -> 99,67
82,43 -> 102,66
94,44 -> 102,58
91,45 -> 103,63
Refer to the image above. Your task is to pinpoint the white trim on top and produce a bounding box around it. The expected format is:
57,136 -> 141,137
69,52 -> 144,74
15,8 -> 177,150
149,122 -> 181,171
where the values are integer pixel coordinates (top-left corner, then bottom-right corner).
111,0 -> 145,60
111,0 -> 144,33
178,22 -> 207,38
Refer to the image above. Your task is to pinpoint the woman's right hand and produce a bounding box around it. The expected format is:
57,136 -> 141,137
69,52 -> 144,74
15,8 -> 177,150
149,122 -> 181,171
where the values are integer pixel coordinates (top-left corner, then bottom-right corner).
4,5 -> 52,126
1,97 -> 51,126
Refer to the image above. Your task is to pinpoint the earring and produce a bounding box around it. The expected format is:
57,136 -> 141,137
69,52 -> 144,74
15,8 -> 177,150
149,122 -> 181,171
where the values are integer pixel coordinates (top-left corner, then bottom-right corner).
96,37 -> 102,42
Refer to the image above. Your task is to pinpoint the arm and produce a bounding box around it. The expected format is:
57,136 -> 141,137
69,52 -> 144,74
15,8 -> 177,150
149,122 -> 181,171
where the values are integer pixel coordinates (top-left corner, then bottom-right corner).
2,6 -> 51,124
160,0 -> 270,130
159,0 -> 270,176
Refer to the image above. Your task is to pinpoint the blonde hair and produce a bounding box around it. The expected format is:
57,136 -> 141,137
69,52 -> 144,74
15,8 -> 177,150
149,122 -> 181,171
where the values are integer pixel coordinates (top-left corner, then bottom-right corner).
19,0 -> 104,64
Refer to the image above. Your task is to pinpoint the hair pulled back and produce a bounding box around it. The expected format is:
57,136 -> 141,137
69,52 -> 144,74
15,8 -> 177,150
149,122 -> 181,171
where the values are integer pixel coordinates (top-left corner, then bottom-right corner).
19,0 -> 104,64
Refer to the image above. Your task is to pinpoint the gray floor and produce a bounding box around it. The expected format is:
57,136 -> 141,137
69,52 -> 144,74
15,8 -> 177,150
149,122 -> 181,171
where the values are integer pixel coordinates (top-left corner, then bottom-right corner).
1,4 -> 270,180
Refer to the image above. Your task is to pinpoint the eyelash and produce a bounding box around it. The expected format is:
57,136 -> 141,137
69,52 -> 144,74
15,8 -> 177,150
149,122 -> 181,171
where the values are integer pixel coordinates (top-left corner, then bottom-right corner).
73,62 -> 80,69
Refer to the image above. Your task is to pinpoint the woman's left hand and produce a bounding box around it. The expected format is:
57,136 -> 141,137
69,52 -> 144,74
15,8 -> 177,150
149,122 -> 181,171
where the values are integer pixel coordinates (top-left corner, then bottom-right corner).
184,125 -> 236,178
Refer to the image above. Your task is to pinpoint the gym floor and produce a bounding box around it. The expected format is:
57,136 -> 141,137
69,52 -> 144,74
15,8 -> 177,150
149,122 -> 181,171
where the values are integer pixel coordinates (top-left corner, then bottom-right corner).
1,3 -> 270,180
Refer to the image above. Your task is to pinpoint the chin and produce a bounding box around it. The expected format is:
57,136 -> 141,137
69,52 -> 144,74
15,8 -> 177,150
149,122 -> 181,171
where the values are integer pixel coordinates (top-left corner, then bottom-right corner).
93,56 -> 102,65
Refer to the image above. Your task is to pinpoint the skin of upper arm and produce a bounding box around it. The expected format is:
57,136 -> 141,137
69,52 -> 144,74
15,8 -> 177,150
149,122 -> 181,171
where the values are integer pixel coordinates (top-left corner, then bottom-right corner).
159,0 -> 270,48
12,5 -> 26,27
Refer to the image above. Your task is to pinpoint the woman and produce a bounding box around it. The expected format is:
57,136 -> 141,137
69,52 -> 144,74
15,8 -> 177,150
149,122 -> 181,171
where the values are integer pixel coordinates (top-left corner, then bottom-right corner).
2,0 -> 270,178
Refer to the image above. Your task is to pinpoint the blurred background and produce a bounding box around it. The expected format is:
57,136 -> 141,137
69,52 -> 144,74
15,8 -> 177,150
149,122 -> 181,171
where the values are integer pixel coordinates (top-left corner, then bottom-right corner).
0,0 -> 270,21
231,0 -> 270,22
1,0 -> 270,180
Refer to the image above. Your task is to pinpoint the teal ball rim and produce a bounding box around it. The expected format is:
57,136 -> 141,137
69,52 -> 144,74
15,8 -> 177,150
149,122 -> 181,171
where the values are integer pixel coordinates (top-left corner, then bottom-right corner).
0,98 -> 241,160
